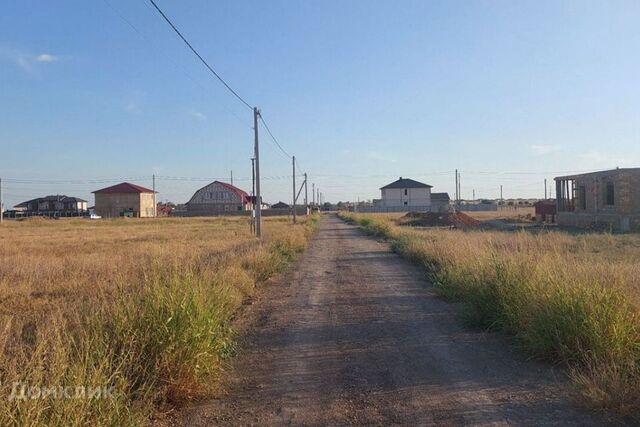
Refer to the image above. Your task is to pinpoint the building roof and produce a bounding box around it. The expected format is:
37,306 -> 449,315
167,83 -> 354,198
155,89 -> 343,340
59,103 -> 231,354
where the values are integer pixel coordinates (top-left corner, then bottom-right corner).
92,182 -> 155,194
216,181 -> 250,203
380,177 -> 432,190
555,167 -> 640,181
431,192 -> 451,201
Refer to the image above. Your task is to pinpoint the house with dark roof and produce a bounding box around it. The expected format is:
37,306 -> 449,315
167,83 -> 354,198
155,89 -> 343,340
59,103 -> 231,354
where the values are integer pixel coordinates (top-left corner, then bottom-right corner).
14,195 -> 88,217
185,181 -> 252,216
380,177 -> 433,208
93,182 -> 156,218
271,201 -> 290,210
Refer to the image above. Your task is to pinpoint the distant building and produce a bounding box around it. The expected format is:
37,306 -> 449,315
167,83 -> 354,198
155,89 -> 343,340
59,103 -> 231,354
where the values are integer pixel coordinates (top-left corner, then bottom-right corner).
271,201 -> 290,210
93,182 -> 156,218
14,195 -> 88,217
555,168 -> 640,231
185,181 -> 251,215
380,177 -> 432,208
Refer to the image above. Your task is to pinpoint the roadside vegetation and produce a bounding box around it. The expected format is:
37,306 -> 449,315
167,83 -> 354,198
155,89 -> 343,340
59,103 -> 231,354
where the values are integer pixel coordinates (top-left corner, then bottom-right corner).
0,215 -> 317,425
339,212 -> 640,416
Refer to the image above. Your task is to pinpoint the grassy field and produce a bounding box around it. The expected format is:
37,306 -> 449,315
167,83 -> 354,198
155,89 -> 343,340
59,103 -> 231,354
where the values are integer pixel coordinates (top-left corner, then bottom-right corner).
339,212 -> 640,416
0,216 -> 317,425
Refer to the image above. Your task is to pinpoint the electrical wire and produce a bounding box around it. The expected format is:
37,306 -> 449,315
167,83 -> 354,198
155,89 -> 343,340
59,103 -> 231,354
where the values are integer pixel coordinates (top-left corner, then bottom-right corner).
258,114 -> 292,160
147,0 -> 253,111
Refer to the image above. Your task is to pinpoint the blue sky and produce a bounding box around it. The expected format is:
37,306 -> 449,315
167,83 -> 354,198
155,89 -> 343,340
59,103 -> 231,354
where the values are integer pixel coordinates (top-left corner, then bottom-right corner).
1,0 -> 639,207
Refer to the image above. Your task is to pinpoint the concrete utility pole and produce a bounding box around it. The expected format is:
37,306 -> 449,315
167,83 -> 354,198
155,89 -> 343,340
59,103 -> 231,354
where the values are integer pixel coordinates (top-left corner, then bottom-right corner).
292,156 -> 297,224
473,189 -> 475,201
455,169 -> 459,204
254,107 -> 262,237
544,179 -> 548,199
231,170 -> 233,185
500,185 -> 503,201
152,174 -> 157,217
251,158 -> 256,234
458,171 -> 461,202
304,173 -> 308,215
312,183 -> 315,206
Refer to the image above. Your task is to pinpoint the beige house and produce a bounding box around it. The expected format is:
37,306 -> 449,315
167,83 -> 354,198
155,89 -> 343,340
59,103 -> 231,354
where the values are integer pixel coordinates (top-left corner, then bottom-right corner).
93,182 -> 156,218
555,168 -> 640,231
381,177 -> 432,208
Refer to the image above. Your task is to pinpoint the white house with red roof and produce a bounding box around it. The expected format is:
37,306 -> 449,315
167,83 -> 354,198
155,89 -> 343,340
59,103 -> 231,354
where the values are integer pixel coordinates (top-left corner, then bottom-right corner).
186,181 -> 252,215
93,182 -> 156,218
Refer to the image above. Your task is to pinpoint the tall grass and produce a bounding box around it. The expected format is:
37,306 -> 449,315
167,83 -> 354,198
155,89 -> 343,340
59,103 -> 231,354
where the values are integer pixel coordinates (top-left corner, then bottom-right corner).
0,216 -> 316,425
340,212 -> 640,415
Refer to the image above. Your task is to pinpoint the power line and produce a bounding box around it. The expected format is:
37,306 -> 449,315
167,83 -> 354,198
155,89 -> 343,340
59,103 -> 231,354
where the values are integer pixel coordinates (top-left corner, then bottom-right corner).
147,0 -> 253,111
101,0 -> 251,130
258,114 -> 292,160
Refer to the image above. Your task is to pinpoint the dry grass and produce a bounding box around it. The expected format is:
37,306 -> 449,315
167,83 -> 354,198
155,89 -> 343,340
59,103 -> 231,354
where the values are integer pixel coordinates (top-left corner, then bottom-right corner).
340,212 -> 640,416
0,216 -> 317,425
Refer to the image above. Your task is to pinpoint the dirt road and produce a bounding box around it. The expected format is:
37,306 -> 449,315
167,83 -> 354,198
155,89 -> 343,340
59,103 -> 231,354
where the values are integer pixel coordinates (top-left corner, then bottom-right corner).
177,214 -> 615,426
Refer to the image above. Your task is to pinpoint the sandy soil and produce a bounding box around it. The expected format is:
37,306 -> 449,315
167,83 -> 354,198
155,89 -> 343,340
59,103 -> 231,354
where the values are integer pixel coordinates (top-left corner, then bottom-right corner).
174,214 -> 620,426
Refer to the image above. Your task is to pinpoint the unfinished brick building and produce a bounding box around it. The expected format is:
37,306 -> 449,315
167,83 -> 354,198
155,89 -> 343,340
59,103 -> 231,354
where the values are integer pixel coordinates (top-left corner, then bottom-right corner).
555,168 -> 640,232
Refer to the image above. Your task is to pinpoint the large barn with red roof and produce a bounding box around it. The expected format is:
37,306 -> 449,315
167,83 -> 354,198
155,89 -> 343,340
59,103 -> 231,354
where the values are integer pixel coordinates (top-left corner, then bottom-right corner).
185,181 -> 252,215
93,182 -> 156,218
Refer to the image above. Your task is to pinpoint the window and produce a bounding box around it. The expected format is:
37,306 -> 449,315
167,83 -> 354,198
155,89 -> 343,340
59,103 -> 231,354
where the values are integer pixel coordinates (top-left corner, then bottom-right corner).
606,183 -> 615,206
403,201 -> 408,206
404,189 -> 408,196
579,186 -> 586,210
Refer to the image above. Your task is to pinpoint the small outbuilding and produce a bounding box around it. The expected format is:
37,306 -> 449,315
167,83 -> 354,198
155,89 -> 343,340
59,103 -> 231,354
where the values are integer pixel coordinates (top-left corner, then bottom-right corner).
534,200 -> 556,223
93,182 -> 156,218
430,192 -> 451,212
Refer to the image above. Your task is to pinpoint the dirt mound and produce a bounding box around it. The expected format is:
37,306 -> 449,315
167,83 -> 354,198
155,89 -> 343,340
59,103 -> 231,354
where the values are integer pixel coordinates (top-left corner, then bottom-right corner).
398,211 -> 480,228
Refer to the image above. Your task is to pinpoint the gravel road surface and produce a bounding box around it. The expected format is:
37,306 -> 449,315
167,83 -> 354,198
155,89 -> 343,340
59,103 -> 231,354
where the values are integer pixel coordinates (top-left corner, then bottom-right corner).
176,214 -> 617,426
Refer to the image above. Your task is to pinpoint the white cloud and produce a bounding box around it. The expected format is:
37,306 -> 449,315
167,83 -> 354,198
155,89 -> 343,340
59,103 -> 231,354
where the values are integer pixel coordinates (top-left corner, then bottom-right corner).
187,109 -> 207,121
528,144 -> 562,156
0,47 -> 60,73
35,53 -> 57,62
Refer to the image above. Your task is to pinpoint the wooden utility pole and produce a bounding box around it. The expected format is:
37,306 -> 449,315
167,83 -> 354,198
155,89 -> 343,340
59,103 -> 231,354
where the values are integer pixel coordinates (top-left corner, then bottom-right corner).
292,156 -> 297,224
254,107 -> 262,237
304,173 -> 308,215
